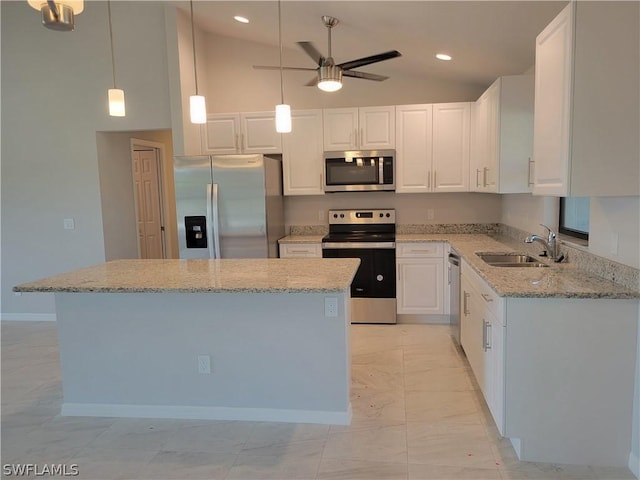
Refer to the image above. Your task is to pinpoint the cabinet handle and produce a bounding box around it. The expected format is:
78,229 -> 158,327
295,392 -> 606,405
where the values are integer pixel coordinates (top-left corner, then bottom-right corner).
289,249 -> 311,254
527,158 -> 535,186
463,291 -> 470,315
483,167 -> 489,187
427,171 -> 431,189
433,170 -> 437,189
476,169 -> 481,188
481,293 -> 493,303
483,320 -> 492,352
360,128 -> 364,148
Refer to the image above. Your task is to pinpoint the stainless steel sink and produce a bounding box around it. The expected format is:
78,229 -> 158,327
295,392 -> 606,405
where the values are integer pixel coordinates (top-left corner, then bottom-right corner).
476,253 -> 549,268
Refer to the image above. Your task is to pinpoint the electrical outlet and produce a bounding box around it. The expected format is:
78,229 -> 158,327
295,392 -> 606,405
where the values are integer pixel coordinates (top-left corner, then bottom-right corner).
63,218 -> 75,230
197,355 -> 211,374
427,209 -> 435,220
610,233 -> 619,255
324,297 -> 338,317
318,210 -> 325,221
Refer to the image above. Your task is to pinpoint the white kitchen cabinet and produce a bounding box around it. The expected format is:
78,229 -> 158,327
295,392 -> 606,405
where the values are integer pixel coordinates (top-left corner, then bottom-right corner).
396,242 -> 446,315
471,75 -> 534,193
460,260 -> 506,435
460,258 -> 636,465
282,109 -> 324,196
279,243 -> 322,258
323,106 -> 395,151
396,103 -> 470,193
203,112 -> 282,155
532,2 -> 639,196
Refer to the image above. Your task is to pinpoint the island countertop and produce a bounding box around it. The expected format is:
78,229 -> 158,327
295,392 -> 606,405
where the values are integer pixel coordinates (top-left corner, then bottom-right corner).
13,258 -> 361,294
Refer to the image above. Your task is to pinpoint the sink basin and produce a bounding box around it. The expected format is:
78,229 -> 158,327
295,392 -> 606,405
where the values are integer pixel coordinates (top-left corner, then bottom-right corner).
476,253 -> 549,268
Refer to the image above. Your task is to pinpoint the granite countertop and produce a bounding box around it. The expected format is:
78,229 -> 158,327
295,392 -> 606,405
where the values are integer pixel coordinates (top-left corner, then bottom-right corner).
279,235 -> 325,244
279,233 -> 637,299
396,233 -> 639,299
13,258 -> 361,294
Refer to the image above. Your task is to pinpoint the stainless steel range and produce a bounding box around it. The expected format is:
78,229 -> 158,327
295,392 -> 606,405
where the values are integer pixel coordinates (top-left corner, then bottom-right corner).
322,209 -> 396,324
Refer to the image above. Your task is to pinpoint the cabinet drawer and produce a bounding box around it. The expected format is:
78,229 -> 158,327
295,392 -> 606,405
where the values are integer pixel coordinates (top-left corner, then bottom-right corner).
461,260 -> 504,320
397,242 -> 444,258
279,243 -> 322,258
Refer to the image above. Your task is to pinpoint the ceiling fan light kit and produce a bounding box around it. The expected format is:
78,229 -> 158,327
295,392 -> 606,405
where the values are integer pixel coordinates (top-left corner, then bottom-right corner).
28,0 -> 84,31
254,15 -> 401,93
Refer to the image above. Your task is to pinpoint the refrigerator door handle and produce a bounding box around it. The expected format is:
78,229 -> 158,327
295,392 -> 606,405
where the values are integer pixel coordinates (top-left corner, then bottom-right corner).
207,183 -> 221,259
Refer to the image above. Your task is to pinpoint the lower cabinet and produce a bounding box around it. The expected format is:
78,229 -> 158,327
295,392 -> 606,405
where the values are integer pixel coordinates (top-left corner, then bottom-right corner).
279,243 -> 322,258
396,242 -> 446,315
460,258 -> 637,466
460,263 -> 505,434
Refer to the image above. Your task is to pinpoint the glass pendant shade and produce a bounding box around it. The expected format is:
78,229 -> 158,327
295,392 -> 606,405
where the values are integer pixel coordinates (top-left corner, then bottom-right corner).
275,104 -> 292,133
190,95 -> 207,124
108,88 -> 125,117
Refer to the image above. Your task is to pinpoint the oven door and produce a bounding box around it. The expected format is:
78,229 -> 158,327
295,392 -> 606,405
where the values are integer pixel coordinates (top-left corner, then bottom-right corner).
322,244 -> 396,324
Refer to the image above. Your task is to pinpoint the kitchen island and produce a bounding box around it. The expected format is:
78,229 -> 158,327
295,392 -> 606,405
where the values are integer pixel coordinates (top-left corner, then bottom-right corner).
13,258 -> 360,425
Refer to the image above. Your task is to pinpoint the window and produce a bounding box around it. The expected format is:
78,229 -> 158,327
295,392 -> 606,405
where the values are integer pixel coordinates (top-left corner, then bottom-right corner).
559,197 -> 590,241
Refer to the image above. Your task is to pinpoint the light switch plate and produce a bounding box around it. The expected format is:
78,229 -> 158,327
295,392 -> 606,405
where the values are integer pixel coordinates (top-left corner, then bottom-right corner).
63,218 -> 75,230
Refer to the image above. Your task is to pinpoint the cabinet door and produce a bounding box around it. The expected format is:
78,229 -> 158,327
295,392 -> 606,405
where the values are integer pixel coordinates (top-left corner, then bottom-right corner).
488,310 -> 505,435
359,106 -> 395,149
282,110 -> 324,196
460,277 -> 486,391
432,103 -> 470,192
203,114 -> 241,154
323,108 -> 358,150
395,104 -> 432,193
532,2 -> 573,196
470,95 -> 487,192
396,257 -> 444,314
241,112 -> 282,154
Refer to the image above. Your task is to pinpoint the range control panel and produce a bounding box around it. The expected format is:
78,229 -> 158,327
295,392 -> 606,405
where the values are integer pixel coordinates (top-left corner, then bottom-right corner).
328,209 -> 395,225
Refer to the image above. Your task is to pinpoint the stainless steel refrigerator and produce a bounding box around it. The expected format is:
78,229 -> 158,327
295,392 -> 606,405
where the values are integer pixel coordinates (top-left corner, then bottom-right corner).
174,155 -> 284,259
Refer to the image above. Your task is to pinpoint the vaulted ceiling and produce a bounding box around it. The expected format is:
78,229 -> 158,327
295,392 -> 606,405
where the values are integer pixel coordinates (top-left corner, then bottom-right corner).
174,1 -> 568,87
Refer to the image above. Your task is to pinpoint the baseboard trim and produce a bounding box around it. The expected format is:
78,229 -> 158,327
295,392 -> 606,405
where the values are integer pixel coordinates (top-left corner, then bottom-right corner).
61,402 -> 352,426
397,314 -> 450,325
630,451 -> 639,479
1,313 -> 56,322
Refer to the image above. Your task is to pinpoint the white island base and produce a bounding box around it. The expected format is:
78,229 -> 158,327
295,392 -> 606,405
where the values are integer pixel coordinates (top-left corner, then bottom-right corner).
54,291 -> 352,425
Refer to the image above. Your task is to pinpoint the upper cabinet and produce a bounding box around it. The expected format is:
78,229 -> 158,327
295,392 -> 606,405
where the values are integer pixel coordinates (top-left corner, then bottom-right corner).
533,2 -> 639,196
396,103 -> 470,193
323,106 -> 395,151
471,75 -> 534,194
282,110 -> 324,196
203,112 -> 282,155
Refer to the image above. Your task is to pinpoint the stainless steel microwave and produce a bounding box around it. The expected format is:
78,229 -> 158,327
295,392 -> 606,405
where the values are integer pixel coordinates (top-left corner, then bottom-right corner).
324,150 -> 395,192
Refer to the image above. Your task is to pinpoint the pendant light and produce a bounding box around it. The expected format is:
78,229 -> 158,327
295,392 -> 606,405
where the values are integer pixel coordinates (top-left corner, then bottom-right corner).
275,0 -> 291,133
189,0 -> 207,124
28,0 -> 84,31
106,0 -> 125,117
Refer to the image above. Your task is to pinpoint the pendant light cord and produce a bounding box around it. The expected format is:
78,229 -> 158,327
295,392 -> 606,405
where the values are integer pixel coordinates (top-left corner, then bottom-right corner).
190,0 -> 199,95
278,0 -> 284,104
107,0 -> 117,89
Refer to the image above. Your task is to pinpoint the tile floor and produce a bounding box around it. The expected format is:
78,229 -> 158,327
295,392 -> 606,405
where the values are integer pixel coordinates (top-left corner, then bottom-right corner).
1,321 -> 636,480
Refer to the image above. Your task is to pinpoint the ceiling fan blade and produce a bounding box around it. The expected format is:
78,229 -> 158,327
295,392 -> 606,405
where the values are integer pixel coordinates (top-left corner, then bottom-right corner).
342,70 -> 389,82
338,50 -> 401,71
297,41 -> 325,66
253,65 -> 318,72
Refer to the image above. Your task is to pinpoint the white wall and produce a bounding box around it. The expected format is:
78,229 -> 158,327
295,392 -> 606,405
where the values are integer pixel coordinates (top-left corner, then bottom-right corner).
1,1 -> 173,317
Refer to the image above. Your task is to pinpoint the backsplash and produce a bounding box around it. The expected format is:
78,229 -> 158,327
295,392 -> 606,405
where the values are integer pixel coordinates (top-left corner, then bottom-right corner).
498,224 -> 639,291
397,223 -> 500,234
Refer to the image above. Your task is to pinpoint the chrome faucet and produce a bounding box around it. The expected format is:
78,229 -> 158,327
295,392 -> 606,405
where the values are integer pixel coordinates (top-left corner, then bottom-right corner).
525,224 -> 560,261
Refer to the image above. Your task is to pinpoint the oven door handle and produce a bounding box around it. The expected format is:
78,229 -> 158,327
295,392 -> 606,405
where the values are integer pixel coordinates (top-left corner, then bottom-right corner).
322,242 -> 396,249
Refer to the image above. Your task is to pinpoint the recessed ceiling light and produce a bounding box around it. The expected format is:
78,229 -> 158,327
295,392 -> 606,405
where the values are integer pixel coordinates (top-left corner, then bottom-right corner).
234,15 -> 249,24
436,53 -> 452,61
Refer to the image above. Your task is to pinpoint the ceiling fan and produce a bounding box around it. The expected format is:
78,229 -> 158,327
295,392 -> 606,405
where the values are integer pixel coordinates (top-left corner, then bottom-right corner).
254,15 -> 401,92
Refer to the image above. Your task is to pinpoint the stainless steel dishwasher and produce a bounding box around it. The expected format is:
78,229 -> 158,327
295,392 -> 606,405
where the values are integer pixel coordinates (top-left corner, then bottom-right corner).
448,249 -> 461,343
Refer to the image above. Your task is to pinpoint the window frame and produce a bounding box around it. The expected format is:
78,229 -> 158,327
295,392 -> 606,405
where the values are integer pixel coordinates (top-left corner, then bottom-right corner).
558,197 -> 589,241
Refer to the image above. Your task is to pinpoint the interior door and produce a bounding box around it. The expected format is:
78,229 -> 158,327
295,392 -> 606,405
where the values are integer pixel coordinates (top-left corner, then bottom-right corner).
132,148 -> 165,259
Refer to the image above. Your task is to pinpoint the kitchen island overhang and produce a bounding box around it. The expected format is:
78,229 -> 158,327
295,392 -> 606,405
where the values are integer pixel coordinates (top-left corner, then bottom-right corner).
14,258 -> 360,425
